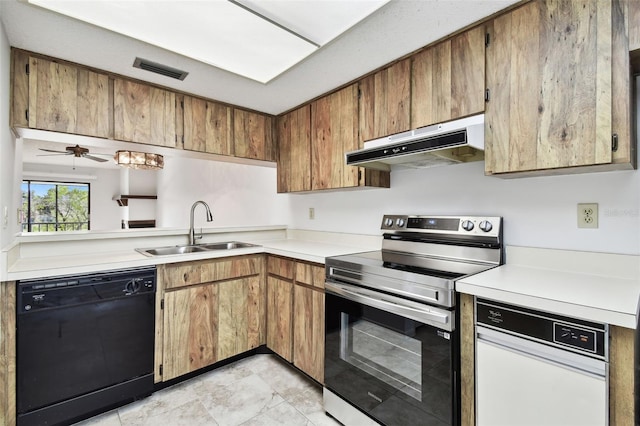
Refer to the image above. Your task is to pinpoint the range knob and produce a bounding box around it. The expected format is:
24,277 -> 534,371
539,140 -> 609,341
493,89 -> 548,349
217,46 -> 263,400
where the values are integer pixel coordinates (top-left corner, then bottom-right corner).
479,220 -> 493,232
461,220 -> 474,231
395,218 -> 406,227
384,217 -> 394,227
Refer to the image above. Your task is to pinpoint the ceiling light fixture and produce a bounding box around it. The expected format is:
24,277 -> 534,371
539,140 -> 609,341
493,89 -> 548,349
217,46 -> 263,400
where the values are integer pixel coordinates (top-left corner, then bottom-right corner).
114,150 -> 164,170
26,0 -> 390,84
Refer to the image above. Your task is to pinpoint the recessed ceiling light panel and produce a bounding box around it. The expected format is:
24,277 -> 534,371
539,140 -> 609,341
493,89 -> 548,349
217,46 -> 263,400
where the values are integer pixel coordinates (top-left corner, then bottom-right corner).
235,0 -> 391,46
26,0 -> 389,84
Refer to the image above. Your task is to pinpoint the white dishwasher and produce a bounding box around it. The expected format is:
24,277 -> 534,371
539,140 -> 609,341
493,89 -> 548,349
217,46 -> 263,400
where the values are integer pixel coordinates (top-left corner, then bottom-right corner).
475,298 -> 608,426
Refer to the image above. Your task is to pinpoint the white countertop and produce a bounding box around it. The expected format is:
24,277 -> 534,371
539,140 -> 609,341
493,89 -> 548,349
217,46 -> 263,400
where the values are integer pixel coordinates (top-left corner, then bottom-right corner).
4,228 -> 380,281
7,232 -> 640,329
457,246 -> 640,329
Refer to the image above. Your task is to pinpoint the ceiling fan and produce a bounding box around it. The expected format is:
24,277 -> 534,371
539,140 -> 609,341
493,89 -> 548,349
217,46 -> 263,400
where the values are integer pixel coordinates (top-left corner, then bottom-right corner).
37,144 -> 111,163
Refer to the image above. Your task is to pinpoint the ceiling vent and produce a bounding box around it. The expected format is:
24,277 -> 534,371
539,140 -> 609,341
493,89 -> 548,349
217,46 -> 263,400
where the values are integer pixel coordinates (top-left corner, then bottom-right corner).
133,57 -> 188,81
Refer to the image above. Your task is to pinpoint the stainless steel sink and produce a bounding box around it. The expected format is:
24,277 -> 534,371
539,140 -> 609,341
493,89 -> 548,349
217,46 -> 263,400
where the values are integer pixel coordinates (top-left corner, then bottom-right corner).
195,242 -> 256,250
136,241 -> 259,257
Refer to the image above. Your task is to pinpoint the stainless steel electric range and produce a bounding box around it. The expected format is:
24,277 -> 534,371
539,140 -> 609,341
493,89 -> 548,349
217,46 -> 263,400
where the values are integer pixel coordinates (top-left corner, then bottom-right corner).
323,215 -> 503,426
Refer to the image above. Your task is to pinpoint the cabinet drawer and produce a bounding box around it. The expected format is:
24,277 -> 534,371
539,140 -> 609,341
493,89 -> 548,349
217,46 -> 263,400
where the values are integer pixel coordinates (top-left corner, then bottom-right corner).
295,262 -> 325,289
268,256 -> 295,280
163,255 -> 261,290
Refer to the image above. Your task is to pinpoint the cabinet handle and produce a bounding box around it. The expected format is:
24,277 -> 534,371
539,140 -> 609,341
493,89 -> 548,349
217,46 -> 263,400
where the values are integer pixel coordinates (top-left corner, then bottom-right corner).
484,89 -> 490,103
612,134 -> 618,152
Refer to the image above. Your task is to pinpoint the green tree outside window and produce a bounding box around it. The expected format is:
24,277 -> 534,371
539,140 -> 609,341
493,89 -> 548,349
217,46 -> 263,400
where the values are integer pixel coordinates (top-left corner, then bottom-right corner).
21,181 -> 90,232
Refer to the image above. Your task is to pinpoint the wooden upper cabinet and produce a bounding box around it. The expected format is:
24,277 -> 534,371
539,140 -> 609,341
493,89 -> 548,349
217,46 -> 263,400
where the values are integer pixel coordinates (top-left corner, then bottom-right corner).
485,0 -> 633,175
277,105 -> 311,193
114,79 -> 176,147
411,25 -> 486,129
12,53 -> 111,138
182,95 -> 232,155
629,0 -> 640,53
611,0 -> 634,170
359,59 -> 411,141
233,109 -> 275,161
311,84 -> 360,190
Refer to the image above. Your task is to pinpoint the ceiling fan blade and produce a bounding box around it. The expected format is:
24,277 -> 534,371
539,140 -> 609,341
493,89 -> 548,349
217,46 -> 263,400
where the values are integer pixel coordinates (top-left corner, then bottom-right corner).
39,148 -> 71,154
36,153 -> 72,157
83,154 -> 109,162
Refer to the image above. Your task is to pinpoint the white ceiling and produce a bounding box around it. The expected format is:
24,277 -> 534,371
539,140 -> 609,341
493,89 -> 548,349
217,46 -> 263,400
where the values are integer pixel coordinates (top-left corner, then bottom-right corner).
25,0 -> 391,83
1,0 -> 520,116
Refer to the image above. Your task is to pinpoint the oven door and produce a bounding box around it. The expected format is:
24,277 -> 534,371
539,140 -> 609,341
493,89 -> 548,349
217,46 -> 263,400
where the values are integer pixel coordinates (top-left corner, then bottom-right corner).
324,281 -> 459,426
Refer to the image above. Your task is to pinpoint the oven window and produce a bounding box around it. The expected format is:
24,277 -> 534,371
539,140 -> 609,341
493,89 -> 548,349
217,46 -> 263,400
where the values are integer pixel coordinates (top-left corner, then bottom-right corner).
342,313 -> 422,401
325,293 -> 457,426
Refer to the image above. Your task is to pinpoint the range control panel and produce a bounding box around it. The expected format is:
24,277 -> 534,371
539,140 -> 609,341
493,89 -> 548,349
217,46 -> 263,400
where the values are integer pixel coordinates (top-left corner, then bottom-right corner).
381,214 -> 501,237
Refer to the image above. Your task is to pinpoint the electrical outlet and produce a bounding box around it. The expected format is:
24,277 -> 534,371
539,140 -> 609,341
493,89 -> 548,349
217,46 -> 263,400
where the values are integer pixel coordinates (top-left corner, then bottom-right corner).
309,207 -> 315,220
577,203 -> 598,228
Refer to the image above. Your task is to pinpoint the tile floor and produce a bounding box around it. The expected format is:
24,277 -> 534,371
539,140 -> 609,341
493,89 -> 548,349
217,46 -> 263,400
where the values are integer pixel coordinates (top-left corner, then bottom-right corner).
74,354 -> 341,426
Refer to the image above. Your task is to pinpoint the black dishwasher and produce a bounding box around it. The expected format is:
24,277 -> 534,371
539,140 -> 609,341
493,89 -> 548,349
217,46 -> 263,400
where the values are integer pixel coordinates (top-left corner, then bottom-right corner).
16,267 -> 156,426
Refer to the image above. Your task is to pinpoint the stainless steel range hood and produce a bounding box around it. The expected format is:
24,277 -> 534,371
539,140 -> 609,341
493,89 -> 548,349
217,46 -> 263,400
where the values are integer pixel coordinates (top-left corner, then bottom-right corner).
346,114 -> 484,171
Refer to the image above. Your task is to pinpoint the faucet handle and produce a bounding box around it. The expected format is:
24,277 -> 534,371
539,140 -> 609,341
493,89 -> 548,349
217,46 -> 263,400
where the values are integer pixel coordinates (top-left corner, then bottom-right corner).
196,228 -> 203,241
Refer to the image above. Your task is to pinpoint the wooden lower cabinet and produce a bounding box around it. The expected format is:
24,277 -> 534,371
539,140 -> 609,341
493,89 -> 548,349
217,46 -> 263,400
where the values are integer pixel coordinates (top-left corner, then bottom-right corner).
293,284 -> 324,383
0,282 -> 16,426
610,325 -> 636,426
266,276 -> 293,362
459,293 -> 475,426
158,255 -> 265,382
266,256 -> 325,383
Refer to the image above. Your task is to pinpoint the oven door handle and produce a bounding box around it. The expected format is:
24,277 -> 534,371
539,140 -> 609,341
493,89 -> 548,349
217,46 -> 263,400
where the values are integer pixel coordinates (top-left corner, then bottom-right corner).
325,281 -> 453,331
328,267 -> 442,306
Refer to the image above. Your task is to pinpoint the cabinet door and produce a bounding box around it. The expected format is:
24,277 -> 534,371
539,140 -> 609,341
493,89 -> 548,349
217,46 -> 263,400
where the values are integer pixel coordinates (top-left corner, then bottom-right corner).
26,56 -> 110,138
217,276 -> 263,360
277,105 -> 311,193
293,284 -> 324,383
163,282 -> 219,380
114,79 -> 176,147
266,276 -> 293,362
234,109 -> 275,161
183,96 -> 232,155
311,84 -> 359,190
411,25 -> 485,129
162,276 -> 263,380
611,0 -> 634,168
629,0 -> 640,53
359,59 -> 410,141
485,0 -> 613,174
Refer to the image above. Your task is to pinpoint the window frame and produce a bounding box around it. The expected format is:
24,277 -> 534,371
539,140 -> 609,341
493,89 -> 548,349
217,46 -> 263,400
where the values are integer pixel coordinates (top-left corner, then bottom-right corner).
21,180 -> 91,232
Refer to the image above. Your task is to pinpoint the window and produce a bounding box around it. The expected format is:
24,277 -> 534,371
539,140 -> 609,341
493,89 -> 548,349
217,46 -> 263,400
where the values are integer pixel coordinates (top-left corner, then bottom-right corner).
21,181 -> 90,232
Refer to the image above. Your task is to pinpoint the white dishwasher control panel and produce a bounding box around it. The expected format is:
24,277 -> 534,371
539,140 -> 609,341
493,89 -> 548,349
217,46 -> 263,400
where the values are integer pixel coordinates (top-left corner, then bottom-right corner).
476,298 -> 607,360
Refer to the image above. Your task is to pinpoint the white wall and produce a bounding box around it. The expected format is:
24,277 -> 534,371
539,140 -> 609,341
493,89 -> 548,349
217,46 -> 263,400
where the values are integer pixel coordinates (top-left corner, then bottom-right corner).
156,156 -> 288,229
286,162 -> 639,255
0,15 -> 19,248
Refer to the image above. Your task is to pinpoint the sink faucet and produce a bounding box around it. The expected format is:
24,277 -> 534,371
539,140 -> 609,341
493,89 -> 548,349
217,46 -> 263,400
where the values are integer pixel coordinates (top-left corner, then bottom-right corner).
189,200 -> 213,245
